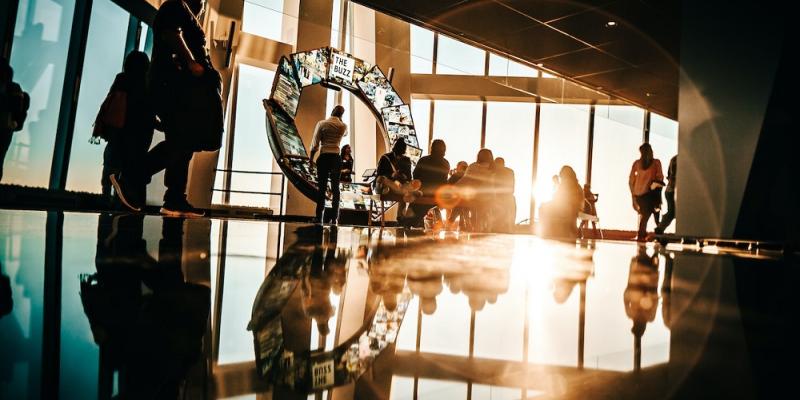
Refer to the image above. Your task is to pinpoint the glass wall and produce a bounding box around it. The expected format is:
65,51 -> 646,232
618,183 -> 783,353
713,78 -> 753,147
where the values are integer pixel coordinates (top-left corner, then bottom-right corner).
435,34 -> 485,75
213,64 -> 278,208
242,0 -> 299,46
431,100 -> 482,166
534,104 -> 591,209
592,106 -> 646,231
65,0 -> 130,193
3,0 -> 77,187
410,24 -> 434,74
488,53 -> 538,78
410,98 -> 431,153
484,101 -> 536,223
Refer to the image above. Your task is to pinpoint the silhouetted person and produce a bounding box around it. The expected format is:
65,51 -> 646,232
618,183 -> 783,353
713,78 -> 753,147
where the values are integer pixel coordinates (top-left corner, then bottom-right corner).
578,183 -> 599,238
447,161 -> 468,227
376,140 -> 420,223
493,157 -> 516,232
310,105 -> 348,224
340,144 -> 354,183
655,155 -> 677,234
540,165 -> 583,238
411,139 -> 450,226
0,262 -> 10,318
629,143 -> 664,241
111,0 -> 223,217
460,149 -> 495,231
96,51 -> 156,199
0,58 -> 29,182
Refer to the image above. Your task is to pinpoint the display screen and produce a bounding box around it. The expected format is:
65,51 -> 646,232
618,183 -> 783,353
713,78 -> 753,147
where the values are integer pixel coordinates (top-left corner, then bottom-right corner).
328,49 -> 372,90
405,145 -> 422,162
357,67 -> 403,110
381,104 -> 413,126
386,123 -> 419,149
271,56 -> 301,119
287,157 -> 317,184
269,102 -> 308,157
292,47 -> 330,87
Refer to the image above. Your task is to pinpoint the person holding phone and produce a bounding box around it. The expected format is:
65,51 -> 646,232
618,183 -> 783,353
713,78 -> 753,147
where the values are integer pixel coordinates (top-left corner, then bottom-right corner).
309,105 -> 348,224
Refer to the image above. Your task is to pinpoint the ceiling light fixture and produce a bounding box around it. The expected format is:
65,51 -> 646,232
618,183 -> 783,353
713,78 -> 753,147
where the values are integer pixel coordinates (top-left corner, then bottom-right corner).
605,21 -> 617,28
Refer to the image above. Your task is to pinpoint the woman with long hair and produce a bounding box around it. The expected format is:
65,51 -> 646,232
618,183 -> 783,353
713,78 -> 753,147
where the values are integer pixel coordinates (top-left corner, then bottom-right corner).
628,143 -> 664,241
340,144 -> 353,183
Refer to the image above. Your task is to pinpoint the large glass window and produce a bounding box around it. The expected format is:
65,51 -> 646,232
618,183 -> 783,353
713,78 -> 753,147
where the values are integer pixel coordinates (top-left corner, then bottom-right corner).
484,101 -> 536,223
3,0 -> 77,187
214,64 -> 278,208
488,53 -> 538,78
534,104 -> 591,215
431,100 -> 482,166
592,105 -> 646,231
410,98 -> 431,154
242,0 -> 299,45
410,24 -> 434,74
435,35 -> 485,75
65,0 -> 130,193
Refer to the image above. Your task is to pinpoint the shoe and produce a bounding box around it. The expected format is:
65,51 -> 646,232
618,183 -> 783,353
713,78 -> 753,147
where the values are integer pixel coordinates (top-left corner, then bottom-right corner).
160,199 -> 205,218
109,173 -> 142,212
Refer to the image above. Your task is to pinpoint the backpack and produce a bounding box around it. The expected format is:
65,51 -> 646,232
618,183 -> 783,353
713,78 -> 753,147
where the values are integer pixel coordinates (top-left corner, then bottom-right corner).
91,89 -> 127,143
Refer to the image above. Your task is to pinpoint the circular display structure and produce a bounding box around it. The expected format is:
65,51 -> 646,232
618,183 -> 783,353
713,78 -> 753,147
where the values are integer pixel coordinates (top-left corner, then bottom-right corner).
264,47 -> 422,210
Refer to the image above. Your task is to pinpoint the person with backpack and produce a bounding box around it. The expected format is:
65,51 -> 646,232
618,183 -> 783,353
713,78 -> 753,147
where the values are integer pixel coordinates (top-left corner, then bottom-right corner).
92,51 -> 156,199
1,58 -> 30,182
111,0 -> 223,217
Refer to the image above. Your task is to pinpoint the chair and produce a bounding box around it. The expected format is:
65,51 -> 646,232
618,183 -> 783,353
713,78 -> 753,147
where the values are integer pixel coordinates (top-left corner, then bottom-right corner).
578,197 -> 603,239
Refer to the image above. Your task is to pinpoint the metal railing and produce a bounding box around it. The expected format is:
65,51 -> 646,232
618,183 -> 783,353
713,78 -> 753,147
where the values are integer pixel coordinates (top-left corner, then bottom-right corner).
212,169 -> 285,215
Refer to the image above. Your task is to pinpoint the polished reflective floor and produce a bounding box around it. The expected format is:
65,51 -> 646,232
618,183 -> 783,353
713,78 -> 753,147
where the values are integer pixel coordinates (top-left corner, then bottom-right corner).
1,209 -> 797,399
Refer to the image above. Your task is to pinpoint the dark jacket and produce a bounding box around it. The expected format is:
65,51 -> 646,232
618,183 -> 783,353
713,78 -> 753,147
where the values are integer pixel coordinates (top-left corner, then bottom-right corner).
377,152 -> 412,183
413,155 -> 450,196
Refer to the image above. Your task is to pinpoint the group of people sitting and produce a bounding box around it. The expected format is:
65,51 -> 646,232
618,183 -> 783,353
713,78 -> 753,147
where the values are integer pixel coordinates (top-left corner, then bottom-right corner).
370,138 -> 518,232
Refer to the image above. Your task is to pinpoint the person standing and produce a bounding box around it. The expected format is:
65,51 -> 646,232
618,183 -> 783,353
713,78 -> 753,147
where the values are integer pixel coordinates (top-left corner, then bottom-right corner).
111,0 -> 223,217
655,154 -> 677,234
0,58 -> 29,182
411,139 -> 450,226
339,144 -> 354,183
460,149 -> 495,231
628,143 -> 664,241
492,157 -> 516,233
309,105 -> 348,224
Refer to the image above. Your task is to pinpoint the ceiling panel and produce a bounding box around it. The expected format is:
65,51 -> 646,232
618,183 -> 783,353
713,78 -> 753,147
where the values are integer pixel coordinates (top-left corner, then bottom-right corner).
353,0 -> 681,118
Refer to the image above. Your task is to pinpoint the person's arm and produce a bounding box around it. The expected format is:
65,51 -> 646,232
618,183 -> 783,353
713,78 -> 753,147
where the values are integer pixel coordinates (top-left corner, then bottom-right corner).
655,160 -> 664,182
309,121 -> 322,161
629,160 -> 639,210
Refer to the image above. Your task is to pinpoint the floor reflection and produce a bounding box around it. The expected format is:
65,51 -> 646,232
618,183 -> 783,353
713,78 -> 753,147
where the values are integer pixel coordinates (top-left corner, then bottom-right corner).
0,209 -> 797,399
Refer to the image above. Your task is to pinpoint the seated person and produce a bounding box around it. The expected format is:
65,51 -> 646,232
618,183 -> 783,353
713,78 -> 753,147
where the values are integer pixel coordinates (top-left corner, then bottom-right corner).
410,139 -> 450,226
457,148 -> 495,231
539,165 -> 583,239
375,140 -> 422,220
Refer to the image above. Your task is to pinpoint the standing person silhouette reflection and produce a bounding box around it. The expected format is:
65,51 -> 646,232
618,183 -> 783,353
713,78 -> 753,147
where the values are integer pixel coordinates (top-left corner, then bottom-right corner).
310,105 -> 348,224
624,246 -> 660,371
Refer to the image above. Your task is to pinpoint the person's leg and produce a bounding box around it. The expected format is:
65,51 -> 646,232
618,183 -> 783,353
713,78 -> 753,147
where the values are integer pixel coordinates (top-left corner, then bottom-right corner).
328,156 -> 342,223
143,141 -> 171,182
162,142 -> 193,205
315,155 -> 331,222
656,191 -> 675,233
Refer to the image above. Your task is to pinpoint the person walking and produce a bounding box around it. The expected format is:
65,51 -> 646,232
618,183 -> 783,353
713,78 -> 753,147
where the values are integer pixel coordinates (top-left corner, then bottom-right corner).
655,154 -> 677,234
111,0 -> 223,217
492,157 -> 516,233
94,51 -> 155,200
309,105 -> 348,224
628,143 -> 664,241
